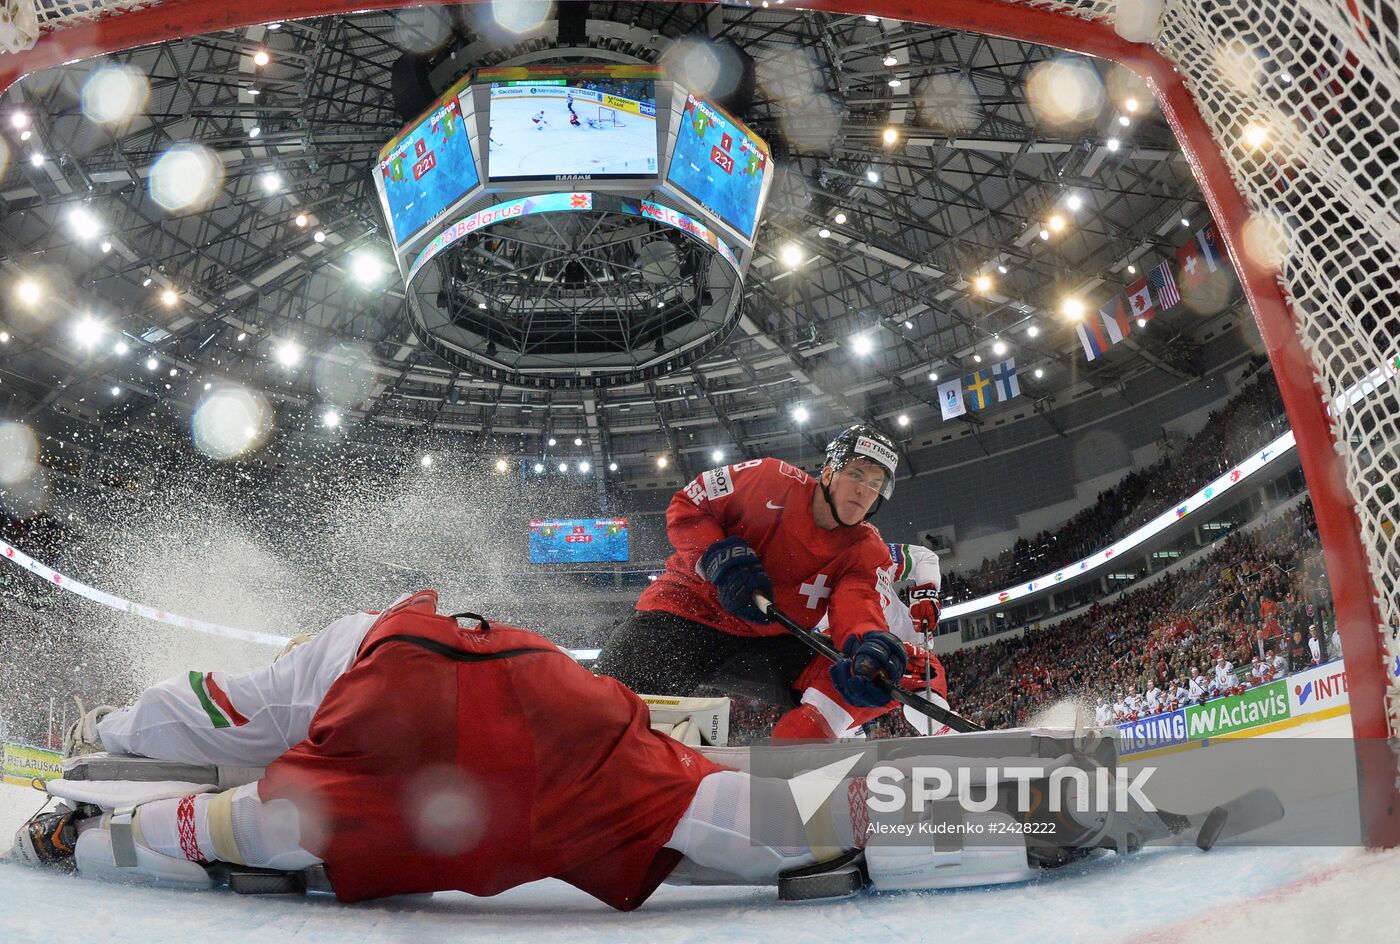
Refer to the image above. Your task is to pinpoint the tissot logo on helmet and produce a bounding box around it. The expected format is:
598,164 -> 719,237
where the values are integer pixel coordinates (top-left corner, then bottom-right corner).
854,436 -> 899,472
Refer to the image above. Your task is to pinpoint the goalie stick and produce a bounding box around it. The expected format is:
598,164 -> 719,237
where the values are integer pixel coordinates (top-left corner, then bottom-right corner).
753,593 -> 983,733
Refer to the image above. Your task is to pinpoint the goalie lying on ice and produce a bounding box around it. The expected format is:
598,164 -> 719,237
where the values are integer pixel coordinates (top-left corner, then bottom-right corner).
12,590 -> 1279,908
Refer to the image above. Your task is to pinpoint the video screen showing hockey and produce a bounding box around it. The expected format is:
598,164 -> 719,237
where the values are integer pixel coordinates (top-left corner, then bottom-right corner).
4,2 -> 1400,942
374,76 -> 480,250
528,518 -> 630,564
482,65 -> 659,180
666,92 -> 771,240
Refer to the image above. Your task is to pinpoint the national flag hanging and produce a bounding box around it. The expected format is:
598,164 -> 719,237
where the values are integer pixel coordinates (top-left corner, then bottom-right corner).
1127,278 -> 1156,322
1197,222 -> 1225,274
1076,318 -> 1108,362
963,369 -> 994,411
1149,262 -> 1181,308
938,378 -> 966,421
1100,295 -> 1131,345
1176,237 -> 1208,292
991,358 -> 1020,402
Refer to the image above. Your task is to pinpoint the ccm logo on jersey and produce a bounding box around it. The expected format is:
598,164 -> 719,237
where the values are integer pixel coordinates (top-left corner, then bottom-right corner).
854,437 -> 898,470
686,466 -> 736,505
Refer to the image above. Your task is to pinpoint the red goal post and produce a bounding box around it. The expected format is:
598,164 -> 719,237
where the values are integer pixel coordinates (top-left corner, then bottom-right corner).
2,0 -> 1397,845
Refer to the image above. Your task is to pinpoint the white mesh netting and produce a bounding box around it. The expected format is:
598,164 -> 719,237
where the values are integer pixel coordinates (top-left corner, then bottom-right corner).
8,0 -> 1400,736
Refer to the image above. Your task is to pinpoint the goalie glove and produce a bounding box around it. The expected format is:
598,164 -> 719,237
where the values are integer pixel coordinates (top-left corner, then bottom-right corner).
904,583 -> 941,633
63,699 -> 116,758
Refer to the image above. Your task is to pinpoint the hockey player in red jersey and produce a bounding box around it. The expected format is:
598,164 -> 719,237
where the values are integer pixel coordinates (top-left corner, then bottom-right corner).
593,425 -> 915,736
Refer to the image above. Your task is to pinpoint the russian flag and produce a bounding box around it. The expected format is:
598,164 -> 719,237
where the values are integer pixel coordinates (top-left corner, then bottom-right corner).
1076,317 -> 1108,361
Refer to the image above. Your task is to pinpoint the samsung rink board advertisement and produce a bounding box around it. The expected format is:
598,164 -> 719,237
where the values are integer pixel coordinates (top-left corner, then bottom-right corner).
529,518 -> 630,564
481,65 -> 661,181
666,92 -> 771,241
374,75 -> 482,251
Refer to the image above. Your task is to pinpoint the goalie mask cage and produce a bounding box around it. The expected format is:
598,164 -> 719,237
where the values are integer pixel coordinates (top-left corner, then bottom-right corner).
1,0 -> 1397,844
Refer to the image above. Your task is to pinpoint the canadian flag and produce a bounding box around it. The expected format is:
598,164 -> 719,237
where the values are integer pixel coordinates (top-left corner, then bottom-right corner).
1127,278 -> 1155,321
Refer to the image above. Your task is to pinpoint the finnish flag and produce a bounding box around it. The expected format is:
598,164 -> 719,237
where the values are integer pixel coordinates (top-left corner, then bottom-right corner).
991,358 -> 1020,402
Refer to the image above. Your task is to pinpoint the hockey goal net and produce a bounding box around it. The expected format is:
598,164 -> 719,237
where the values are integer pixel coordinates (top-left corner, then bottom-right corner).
1,0 -> 1397,843
597,104 -> 624,127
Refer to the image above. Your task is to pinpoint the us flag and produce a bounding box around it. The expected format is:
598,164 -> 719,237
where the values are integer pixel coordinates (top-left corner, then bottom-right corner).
1149,262 -> 1181,309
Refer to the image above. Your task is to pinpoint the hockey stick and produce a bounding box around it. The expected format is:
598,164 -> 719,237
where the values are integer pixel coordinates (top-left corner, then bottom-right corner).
753,593 -> 983,733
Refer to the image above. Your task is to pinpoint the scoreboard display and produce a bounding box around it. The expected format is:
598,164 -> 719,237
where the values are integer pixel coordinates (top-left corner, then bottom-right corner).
374,74 -> 482,250
664,91 -> 771,240
529,517 -> 630,564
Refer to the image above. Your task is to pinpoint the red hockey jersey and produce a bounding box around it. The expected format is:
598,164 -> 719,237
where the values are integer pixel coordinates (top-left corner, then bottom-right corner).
636,458 -> 895,648
258,590 -> 723,910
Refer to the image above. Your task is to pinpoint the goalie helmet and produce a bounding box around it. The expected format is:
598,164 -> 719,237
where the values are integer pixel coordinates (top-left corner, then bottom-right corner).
823,424 -> 898,500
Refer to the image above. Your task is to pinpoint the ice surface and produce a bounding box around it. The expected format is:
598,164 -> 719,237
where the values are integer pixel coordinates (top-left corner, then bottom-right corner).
3,714 -> 1394,943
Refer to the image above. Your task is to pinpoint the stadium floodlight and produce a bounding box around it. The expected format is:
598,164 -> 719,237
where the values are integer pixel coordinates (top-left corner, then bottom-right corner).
657,456 -> 669,468
261,173 -> 281,193
711,449 -> 724,463
608,461 -> 618,472
1034,368 -> 1045,379
993,340 -> 1008,356
73,317 -> 103,348
1066,193 -> 1083,211
1027,325 -> 1040,338
253,50 -> 270,66
420,454 -> 434,467
897,413 -> 909,427
495,459 -> 508,473
578,461 -> 590,473
1062,298 -> 1085,320
274,340 -> 302,367
1106,138 -> 1120,151
791,405 -> 809,423
145,356 -> 159,371
15,279 -> 42,306
533,462 -> 545,473
779,243 -> 803,268
161,288 -> 178,307
851,333 -> 874,356
574,437 -> 583,446
1048,214 -> 1066,233
882,127 -> 898,144
973,274 -> 992,293
833,211 -> 847,224
110,386 -> 121,396
927,371 -> 938,382
322,409 -> 341,428
294,214 -> 308,227
68,207 -> 101,240
558,462 -> 568,473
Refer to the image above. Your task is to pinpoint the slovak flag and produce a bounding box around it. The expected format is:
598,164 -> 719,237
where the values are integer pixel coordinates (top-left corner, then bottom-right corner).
1198,222 -> 1224,273
1126,278 -> 1155,322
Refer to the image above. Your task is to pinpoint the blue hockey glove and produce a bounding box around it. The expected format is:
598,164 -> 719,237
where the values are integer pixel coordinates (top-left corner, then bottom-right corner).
830,631 -> 907,708
699,536 -> 774,624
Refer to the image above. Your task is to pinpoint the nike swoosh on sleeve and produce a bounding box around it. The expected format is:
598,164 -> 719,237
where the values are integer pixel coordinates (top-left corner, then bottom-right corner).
766,501 -> 783,510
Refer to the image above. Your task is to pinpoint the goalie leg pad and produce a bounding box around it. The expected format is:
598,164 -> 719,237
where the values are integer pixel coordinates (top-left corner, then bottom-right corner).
865,812 -> 1038,891
73,816 -> 214,888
